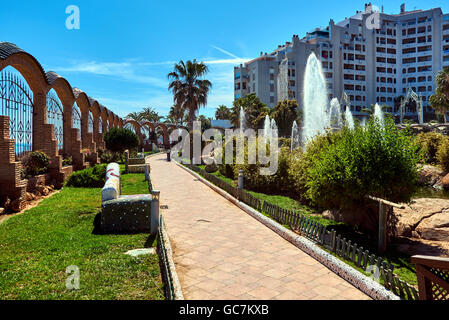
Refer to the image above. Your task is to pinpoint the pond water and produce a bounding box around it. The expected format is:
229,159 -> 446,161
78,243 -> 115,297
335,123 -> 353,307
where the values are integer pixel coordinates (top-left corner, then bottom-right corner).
412,187 -> 449,199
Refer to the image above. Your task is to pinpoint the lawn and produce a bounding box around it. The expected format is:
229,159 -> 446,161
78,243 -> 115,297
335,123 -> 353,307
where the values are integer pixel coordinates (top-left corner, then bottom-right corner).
195,164 -> 418,287
0,172 -> 164,300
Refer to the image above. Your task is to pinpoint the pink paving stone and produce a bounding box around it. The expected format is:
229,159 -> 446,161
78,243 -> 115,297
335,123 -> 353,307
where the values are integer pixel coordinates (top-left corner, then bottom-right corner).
149,154 -> 370,300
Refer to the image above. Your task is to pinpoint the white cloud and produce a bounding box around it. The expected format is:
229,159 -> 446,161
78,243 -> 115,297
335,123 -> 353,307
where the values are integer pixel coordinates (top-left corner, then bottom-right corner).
53,45 -> 252,118
53,61 -> 168,88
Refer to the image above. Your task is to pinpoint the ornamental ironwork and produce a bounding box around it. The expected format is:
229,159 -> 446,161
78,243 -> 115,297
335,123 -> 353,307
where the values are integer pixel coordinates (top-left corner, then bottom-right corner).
88,111 -> 93,133
0,68 -> 34,159
99,117 -> 103,133
46,90 -> 64,154
72,102 -> 81,141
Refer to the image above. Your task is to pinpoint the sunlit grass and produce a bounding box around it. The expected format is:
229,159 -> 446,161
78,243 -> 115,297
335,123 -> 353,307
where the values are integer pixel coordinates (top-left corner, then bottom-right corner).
0,173 -> 164,300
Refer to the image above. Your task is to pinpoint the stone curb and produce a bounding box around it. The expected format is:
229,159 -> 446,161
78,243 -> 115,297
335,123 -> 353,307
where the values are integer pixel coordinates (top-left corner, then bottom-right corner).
159,215 -> 184,300
174,161 -> 400,301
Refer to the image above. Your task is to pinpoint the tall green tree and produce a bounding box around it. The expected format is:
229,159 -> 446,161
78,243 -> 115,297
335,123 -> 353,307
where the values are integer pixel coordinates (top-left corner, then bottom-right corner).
361,104 -> 390,115
168,60 -> 212,132
125,111 -> 142,122
167,104 -> 185,126
430,68 -> 449,122
215,105 -> 232,120
198,115 -> 212,132
230,93 -> 269,130
139,107 -> 163,122
430,89 -> 449,123
270,99 -> 298,137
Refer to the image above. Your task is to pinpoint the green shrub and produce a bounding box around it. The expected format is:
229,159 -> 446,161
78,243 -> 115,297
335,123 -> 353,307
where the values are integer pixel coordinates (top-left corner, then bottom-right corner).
304,117 -> 420,209
98,148 -> 122,164
229,138 -> 291,194
436,138 -> 449,172
104,127 -> 139,153
415,131 -> 447,164
278,137 -> 291,148
21,151 -> 50,177
217,137 -> 237,179
65,164 -> 108,188
62,156 -> 72,166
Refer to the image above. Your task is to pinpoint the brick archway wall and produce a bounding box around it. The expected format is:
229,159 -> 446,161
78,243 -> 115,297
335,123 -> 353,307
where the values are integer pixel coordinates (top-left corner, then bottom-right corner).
0,42 -> 124,209
124,119 -> 144,148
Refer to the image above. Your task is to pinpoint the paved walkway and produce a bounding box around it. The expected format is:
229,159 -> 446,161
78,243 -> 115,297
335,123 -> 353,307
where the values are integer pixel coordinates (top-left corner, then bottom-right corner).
149,154 -> 370,300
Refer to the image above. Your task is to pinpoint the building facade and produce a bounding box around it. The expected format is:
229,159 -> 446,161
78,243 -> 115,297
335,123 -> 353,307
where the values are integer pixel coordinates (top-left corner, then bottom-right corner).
234,3 -> 449,120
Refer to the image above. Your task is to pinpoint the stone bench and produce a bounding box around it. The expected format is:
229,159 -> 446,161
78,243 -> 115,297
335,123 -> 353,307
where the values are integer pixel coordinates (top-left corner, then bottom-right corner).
100,162 -> 159,234
125,150 -> 151,174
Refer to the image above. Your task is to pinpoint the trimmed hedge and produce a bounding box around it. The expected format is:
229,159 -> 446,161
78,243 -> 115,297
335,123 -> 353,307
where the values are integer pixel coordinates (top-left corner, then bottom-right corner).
65,164 -> 108,188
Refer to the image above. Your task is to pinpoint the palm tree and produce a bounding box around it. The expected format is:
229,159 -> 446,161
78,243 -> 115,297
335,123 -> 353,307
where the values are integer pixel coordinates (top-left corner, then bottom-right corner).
215,105 -> 231,120
126,111 -> 142,122
430,68 -> 449,122
139,107 -> 163,123
436,67 -> 449,100
429,89 -> 449,123
361,104 -> 389,115
168,104 -> 185,126
168,60 -> 212,132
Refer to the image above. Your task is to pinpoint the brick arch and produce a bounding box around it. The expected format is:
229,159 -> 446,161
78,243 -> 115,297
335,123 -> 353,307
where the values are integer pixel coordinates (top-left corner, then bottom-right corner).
0,42 -> 48,94
140,121 -> 156,132
0,44 -> 51,158
107,111 -> 114,130
72,88 -> 97,164
154,123 -> 169,146
124,119 -> 144,147
99,106 -> 109,133
88,98 -> 104,149
112,115 -> 119,128
46,72 -> 77,159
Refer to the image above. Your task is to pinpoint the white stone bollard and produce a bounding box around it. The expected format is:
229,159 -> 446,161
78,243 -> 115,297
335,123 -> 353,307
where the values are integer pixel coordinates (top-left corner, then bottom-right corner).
102,162 -> 121,202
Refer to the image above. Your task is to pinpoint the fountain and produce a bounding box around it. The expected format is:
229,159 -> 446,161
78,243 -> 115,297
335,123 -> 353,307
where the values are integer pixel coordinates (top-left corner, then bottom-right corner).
240,107 -> 247,134
344,106 -> 355,130
302,52 -> 329,145
291,120 -> 300,151
360,117 -> 366,127
270,119 -> 278,140
264,115 -> 271,143
374,103 -> 385,127
340,92 -> 351,110
400,88 -> 424,125
329,98 -> 343,129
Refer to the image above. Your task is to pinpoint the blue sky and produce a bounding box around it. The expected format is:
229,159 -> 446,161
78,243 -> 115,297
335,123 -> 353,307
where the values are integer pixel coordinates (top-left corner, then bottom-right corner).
1,0 -> 448,119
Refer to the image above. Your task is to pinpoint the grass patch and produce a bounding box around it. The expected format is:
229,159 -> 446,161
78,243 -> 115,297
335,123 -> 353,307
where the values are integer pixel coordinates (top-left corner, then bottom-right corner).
0,173 -> 164,300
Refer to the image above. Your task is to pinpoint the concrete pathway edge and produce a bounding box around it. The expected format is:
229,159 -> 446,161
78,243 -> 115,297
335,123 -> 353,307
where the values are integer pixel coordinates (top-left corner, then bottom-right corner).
175,161 -> 400,301
159,214 -> 184,300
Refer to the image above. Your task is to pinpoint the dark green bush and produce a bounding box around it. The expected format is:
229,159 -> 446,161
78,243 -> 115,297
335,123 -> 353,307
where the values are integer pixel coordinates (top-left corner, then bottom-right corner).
278,137 -> 292,149
62,156 -> 72,166
287,134 -> 335,202
104,127 -> 139,153
234,145 -> 292,194
436,138 -> 449,172
304,117 -> 421,209
21,151 -> 50,177
65,164 -> 108,188
415,131 -> 447,164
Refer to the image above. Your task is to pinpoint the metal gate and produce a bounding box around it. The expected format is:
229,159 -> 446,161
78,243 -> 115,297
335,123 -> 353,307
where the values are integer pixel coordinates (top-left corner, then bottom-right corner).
46,90 -> 64,154
0,68 -> 34,159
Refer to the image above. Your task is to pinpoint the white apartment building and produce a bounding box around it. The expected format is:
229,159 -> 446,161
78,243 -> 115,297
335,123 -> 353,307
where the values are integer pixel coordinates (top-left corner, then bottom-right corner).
234,3 -> 449,121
